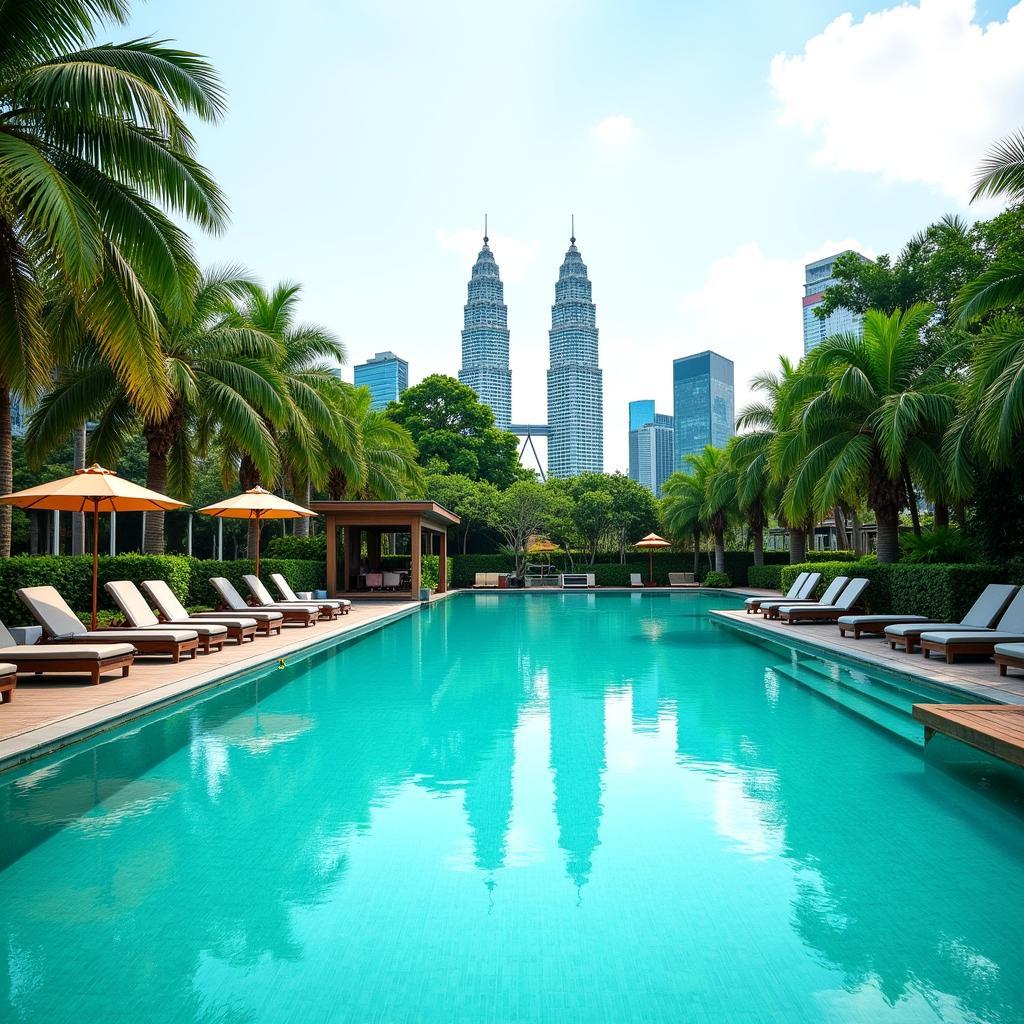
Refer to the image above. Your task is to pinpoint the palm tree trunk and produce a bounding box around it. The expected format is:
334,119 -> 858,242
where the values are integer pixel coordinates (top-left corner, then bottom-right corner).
0,385 -> 11,558
71,424 -> 86,555
293,479 -> 312,536
752,523 -> 764,566
874,502 -> 901,563
902,462 -> 921,537
934,502 -> 949,528
833,505 -> 849,549
239,455 -> 262,559
692,530 -> 700,577
714,530 -> 725,573
851,509 -> 862,555
788,528 -> 806,564
144,445 -> 169,554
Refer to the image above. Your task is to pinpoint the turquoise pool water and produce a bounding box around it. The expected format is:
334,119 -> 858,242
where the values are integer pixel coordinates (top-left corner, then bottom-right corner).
2,592 -> 1024,1023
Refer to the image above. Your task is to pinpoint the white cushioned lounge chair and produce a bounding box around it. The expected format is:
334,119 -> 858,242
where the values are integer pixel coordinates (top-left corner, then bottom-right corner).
883,584 -> 1018,653
105,581 -> 229,655
211,577 -> 315,628
0,619 -> 134,687
242,575 -> 326,624
17,585 -> 199,662
143,579 -> 282,636
269,572 -> 350,615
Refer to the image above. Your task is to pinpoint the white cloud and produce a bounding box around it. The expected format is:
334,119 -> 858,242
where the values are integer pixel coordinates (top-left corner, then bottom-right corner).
769,0 -> 1024,201
435,227 -> 541,283
675,238 -> 874,419
591,114 -> 636,149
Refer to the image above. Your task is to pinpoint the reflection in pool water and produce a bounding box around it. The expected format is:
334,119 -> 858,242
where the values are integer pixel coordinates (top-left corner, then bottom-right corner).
1,591 -> 1023,1023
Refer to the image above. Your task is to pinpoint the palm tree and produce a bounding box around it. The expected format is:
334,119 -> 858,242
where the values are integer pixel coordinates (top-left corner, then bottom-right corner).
787,304 -> 957,563
661,470 -> 703,578
324,386 -> 423,500
973,128 -> 1024,205
228,282 -> 347,553
687,446 -> 733,574
26,268 -> 286,552
0,0 -> 227,554
721,434 -> 772,565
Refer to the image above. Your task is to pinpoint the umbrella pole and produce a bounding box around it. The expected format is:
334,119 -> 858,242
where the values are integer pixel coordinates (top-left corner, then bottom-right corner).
254,512 -> 261,577
91,500 -> 100,631
649,550 -> 653,587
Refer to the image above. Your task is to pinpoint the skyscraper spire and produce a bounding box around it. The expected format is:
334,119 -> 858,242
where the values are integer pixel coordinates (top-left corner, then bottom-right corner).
458,232 -> 512,429
546,230 -> 604,477
570,214 -> 575,245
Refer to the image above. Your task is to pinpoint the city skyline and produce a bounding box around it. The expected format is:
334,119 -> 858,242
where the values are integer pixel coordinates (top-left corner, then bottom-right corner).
122,0 -> 1024,473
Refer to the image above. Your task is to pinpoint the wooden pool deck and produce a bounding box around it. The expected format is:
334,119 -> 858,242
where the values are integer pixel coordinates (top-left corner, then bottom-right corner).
913,704 -> 1024,768
0,599 -> 418,772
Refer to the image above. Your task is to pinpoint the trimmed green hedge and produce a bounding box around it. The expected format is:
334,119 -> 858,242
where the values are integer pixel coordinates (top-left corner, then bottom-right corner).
747,565 -> 783,590
0,554 -> 192,626
0,554 -> 324,626
779,559 -> 1002,619
265,535 -> 326,560
186,558 -> 325,608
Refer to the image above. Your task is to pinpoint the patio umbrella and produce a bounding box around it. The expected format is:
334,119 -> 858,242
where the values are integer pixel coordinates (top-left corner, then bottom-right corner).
197,486 -> 315,577
633,532 -> 671,586
0,465 -> 186,630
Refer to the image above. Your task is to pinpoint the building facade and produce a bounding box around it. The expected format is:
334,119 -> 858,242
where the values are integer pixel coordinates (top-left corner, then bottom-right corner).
802,251 -> 865,354
546,234 -> 604,477
628,401 -> 674,497
673,350 -> 735,469
458,233 -> 512,429
353,351 -> 409,410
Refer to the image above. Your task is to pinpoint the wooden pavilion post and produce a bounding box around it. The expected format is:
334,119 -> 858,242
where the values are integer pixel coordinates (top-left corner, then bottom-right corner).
410,514 -> 421,596
438,526 -> 447,593
325,514 -> 337,595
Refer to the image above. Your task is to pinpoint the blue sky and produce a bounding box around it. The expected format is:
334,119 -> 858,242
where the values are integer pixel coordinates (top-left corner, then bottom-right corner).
123,0 -> 1023,472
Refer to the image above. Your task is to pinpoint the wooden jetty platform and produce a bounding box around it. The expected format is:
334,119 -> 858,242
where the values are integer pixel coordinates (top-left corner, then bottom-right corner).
913,704 -> 1024,768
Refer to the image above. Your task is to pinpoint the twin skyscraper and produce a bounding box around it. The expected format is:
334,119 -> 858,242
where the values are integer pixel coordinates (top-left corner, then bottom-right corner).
458,225 -> 604,478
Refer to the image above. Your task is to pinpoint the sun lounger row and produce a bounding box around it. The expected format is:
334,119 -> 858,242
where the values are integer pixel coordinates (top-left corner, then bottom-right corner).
808,580 -> 1024,673
0,572 -> 351,697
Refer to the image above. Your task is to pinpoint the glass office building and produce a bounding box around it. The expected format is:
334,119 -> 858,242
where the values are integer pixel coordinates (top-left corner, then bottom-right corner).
547,234 -> 604,477
459,233 -> 512,429
354,351 -> 409,410
673,351 -> 734,469
803,251 -> 865,354
628,401 -> 674,496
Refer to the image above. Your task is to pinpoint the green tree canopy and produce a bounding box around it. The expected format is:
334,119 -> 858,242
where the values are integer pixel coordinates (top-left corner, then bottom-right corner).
387,375 -> 524,487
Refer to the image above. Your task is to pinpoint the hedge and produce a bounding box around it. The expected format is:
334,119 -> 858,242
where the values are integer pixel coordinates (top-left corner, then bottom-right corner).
265,535 -> 326,560
779,559 -> 1003,619
747,565 -> 783,590
0,554 -> 192,626
0,554 -> 325,627
186,558 -> 325,608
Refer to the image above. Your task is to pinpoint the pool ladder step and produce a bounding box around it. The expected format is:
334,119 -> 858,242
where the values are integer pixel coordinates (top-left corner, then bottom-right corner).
769,661 -> 925,746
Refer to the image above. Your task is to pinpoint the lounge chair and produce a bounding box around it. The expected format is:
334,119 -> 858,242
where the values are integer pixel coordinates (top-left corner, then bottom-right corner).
837,613 -> 931,639
210,577 -> 315,628
139,579 -> 261,643
142,579 -> 281,637
778,578 -> 869,624
919,588 -> 1024,663
242,575 -> 329,623
630,573 -> 644,588
0,620 -> 134,687
105,581 -> 228,654
759,572 -> 828,619
994,643 -> 1024,677
16,585 -> 198,662
884,584 -> 1018,653
270,572 -> 350,615
668,572 -> 697,588
745,572 -> 807,614
0,663 -> 15,703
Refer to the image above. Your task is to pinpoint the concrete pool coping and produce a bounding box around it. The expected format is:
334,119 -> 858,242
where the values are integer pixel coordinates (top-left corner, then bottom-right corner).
0,599 -> 422,773
710,608 -> 1024,707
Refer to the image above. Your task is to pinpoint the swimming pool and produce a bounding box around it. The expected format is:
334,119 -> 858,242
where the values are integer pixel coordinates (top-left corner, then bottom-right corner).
2,591 -> 1023,1023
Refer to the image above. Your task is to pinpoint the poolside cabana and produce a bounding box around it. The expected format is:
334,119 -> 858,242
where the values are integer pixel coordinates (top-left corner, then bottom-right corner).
311,501 -> 460,599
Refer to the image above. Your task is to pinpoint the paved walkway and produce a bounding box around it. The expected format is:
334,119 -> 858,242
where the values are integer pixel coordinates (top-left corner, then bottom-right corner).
0,600 -> 418,771
710,607 -> 1024,706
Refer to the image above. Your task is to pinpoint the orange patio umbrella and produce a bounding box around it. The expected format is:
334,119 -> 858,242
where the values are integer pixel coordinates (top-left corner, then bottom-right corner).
633,532 -> 671,586
197,486 -> 315,577
0,465 -> 187,630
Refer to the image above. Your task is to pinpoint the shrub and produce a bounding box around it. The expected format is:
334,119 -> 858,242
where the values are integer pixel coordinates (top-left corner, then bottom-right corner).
888,563 -> 1004,621
186,558 -> 325,608
265,535 -> 326,560
802,549 -> 858,562
0,554 -> 191,627
747,565 -> 783,590
421,555 -> 439,591
702,570 -> 732,588
899,528 -> 979,564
